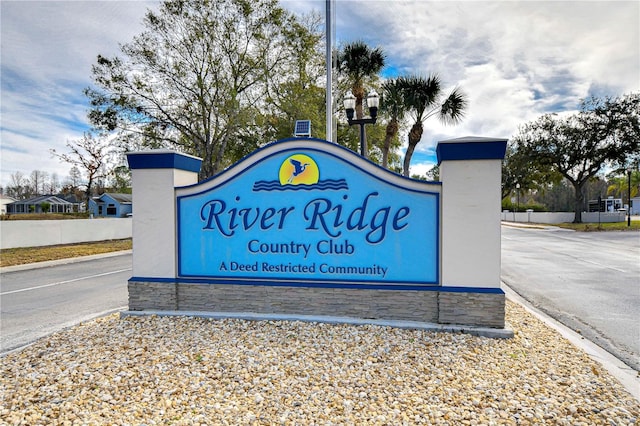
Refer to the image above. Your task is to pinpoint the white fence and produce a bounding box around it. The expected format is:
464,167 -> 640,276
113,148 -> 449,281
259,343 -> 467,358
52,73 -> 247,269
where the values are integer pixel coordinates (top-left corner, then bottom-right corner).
501,211 -> 625,224
0,218 -> 132,249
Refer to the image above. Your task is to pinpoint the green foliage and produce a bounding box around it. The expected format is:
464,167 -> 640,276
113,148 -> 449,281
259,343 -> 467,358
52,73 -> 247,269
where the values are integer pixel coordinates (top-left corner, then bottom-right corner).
501,175 -> 627,213
397,75 -> 468,176
108,165 -> 132,194
409,165 -> 439,182
501,199 -> 546,212
336,40 -> 386,159
335,121 -> 393,168
264,83 -> 326,142
85,0 -> 321,180
0,213 -> 90,221
40,202 -> 51,213
337,40 -> 385,116
262,12 -> 326,143
555,221 -> 640,232
0,239 -> 132,268
424,164 -> 440,181
334,49 -> 467,174
501,142 -> 561,199
607,170 -> 639,200
510,92 -> 640,222
380,78 -> 407,169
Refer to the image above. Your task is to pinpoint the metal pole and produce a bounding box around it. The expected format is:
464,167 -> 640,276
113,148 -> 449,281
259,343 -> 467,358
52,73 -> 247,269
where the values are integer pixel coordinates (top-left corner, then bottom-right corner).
325,0 -> 334,142
598,195 -> 601,228
628,170 -> 632,227
516,186 -> 520,221
359,123 -> 366,156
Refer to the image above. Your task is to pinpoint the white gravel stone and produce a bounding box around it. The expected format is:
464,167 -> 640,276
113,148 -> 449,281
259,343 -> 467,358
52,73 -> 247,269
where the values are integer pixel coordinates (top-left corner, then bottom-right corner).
1,301 -> 638,425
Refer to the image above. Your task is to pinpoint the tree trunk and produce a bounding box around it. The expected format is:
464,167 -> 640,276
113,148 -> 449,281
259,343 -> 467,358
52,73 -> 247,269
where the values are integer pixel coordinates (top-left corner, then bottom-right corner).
382,120 -> 398,169
85,179 -> 93,214
403,142 -> 417,177
403,123 -> 423,177
353,84 -> 365,119
572,181 -> 585,223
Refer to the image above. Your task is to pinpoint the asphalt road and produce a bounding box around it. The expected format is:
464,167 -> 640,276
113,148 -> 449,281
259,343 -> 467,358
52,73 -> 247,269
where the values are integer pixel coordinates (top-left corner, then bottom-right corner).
0,254 -> 130,354
501,224 -> 640,371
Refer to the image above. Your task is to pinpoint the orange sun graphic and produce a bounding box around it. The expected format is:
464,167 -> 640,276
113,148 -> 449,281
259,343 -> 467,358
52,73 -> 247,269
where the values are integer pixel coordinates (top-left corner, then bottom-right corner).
278,154 -> 319,185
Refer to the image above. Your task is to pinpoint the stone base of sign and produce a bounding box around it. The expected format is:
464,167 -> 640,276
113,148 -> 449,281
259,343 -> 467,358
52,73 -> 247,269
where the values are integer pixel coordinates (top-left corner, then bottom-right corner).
438,291 -> 505,328
128,280 -> 506,330
128,281 -> 178,311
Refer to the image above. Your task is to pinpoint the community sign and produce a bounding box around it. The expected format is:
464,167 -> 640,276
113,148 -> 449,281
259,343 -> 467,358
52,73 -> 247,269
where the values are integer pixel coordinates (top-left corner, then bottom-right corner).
176,139 -> 440,288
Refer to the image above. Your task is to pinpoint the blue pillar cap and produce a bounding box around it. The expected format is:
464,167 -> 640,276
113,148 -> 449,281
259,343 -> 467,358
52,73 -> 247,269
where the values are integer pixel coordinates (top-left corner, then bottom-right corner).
436,136 -> 508,165
126,149 -> 202,173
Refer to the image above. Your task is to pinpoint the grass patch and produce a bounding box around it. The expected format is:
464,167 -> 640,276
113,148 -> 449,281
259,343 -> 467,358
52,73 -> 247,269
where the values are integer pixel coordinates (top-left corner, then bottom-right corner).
554,221 -> 640,232
0,239 -> 132,268
1,213 -> 90,221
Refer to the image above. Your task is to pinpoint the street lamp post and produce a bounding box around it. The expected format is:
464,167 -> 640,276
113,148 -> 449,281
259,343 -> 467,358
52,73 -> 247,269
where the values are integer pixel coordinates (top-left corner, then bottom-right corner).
343,90 -> 379,157
628,167 -> 632,227
516,183 -> 521,221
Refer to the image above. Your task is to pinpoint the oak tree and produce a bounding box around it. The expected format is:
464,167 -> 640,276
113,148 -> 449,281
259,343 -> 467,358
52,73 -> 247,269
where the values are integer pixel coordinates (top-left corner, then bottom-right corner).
85,0 -> 308,180
511,93 -> 640,222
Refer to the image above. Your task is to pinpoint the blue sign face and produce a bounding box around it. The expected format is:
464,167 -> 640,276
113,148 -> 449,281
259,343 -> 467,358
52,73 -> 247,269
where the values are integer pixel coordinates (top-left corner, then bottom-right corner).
176,140 -> 440,287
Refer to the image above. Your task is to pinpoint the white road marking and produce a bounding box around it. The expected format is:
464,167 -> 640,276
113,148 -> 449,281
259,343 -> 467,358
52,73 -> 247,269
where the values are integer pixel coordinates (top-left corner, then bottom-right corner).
575,258 -> 627,273
1,269 -> 132,296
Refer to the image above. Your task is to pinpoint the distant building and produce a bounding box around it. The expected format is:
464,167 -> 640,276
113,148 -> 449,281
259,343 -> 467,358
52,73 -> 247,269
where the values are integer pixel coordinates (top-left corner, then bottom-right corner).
1,195 -> 17,214
89,193 -> 132,217
57,193 -> 85,211
588,197 -> 623,213
6,195 -> 74,214
631,197 -> 640,215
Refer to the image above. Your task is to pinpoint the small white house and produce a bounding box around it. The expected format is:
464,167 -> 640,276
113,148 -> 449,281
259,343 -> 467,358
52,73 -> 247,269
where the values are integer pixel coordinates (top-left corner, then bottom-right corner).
0,195 -> 17,214
5,195 -> 74,214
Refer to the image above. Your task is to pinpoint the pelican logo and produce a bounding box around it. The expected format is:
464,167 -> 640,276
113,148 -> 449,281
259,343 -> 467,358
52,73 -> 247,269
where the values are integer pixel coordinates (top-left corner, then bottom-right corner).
252,153 -> 348,192
280,154 -> 319,185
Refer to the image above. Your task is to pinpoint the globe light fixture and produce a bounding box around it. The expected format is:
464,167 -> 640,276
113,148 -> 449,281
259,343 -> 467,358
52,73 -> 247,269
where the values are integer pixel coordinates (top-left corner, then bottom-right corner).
343,90 -> 380,157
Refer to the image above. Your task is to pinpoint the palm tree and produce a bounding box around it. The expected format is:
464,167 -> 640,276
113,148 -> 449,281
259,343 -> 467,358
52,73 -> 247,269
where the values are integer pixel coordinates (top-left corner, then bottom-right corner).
380,78 -> 407,169
337,41 -> 385,157
607,170 -> 639,200
400,74 -> 468,177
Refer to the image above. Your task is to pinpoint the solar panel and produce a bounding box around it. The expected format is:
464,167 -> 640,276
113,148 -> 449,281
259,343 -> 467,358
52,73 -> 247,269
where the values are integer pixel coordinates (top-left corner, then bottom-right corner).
294,120 -> 311,137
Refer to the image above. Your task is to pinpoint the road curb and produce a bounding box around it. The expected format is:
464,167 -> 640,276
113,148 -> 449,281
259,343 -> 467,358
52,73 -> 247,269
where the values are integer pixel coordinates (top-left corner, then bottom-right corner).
503,282 -> 639,402
501,221 -> 572,231
0,250 -> 132,273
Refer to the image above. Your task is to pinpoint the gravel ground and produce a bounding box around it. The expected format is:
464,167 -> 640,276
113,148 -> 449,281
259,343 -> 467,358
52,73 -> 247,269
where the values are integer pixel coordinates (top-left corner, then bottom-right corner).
1,301 -> 638,425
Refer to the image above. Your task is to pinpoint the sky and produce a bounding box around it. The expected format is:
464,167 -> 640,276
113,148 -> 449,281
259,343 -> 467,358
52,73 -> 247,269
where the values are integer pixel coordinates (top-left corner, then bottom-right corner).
1,0 -> 638,188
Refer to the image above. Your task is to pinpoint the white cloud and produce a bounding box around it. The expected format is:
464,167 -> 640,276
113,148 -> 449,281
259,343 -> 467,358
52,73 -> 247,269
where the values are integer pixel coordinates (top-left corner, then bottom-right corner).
1,0 -> 156,187
1,0 -> 638,187
408,161 -> 436,179
328,1 -> 639,168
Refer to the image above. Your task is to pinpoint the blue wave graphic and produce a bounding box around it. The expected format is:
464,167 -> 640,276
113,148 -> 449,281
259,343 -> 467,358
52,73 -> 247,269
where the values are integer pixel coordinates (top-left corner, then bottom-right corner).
253,179 -> 349,192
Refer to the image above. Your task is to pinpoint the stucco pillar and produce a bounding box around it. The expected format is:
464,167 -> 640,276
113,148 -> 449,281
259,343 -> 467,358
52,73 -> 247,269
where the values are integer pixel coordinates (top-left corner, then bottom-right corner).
126,150 -> 202,278
437,137 -> 507,289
